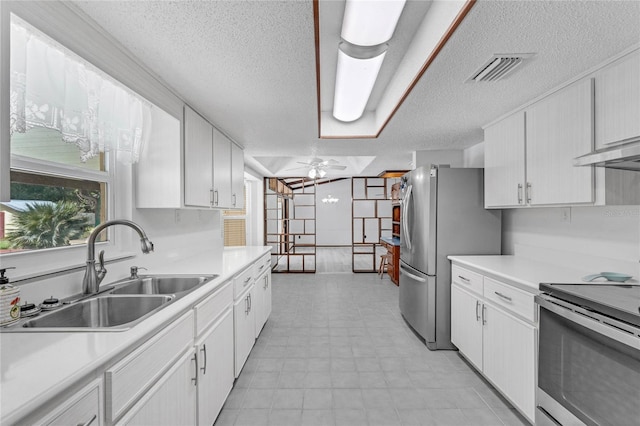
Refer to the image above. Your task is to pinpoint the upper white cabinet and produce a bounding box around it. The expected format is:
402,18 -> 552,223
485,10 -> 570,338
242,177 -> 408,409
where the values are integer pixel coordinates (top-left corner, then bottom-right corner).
184,105 -> 214,208
231,142 -> 245,209
212,127 -> 232,208
525,78 -> 594,205
595,49 -> 640,148
485,80 -> 594,208
484,111 -> 526,207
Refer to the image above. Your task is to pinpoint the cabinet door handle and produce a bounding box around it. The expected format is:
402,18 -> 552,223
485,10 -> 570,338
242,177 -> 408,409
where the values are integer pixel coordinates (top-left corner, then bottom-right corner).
245,295 -> 249,315
526,182 -> 532,204
494,291 -> 513,302
200,344 -> 207,375
77,414 -> 97,426
517,183 -> 523,204
475,300 -> 481,322
482,304 -> 487,325
248,293 -> 252,312
233,193 -> 237,207
210,189 -> 214,206
192,354 -> 198,386
458,275 -> 470,283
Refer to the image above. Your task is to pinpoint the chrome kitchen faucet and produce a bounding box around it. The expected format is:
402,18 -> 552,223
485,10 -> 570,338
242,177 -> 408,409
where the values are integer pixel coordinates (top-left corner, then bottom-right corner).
82,220 -> 154,295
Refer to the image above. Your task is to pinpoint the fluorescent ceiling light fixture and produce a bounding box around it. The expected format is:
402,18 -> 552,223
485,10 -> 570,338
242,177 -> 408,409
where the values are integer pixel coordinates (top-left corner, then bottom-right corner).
333,43 -> 387,122
341,0 -> 407,46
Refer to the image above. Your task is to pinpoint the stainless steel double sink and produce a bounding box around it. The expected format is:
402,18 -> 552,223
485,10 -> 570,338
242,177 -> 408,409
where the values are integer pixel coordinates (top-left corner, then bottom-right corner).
14,275 -> 218,332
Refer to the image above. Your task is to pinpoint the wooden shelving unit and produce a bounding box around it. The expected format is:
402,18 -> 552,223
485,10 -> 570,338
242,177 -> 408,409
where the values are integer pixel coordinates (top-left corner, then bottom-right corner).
351,177 -> 393,273
264,178 -> 316,273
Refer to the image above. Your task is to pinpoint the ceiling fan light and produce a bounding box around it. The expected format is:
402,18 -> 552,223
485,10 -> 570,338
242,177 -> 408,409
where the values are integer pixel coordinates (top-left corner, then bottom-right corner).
341,0 -> 407,46
308,167 -> 318,179
319,168 -> 327,178
333,45 -> 387,122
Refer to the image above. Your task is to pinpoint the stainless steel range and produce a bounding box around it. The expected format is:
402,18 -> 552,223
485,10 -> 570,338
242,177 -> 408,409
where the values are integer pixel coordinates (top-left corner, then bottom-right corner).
535,283 -> 640,426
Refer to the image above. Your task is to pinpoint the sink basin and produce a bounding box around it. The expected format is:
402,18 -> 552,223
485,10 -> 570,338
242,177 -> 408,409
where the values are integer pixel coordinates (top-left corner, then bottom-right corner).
109,275 -> 217,295
22,295 -> 172,330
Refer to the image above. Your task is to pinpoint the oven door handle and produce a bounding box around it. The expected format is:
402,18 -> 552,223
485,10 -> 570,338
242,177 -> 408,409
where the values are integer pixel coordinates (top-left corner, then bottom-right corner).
536,295 -> 640,350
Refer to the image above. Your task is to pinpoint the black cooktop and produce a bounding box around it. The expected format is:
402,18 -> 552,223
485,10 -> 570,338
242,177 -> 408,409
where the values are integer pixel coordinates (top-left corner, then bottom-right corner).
539,283 -> 640,328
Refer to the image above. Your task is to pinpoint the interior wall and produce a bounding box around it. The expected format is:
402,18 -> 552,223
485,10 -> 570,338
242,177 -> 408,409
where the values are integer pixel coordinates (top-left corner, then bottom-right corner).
316,179 -> 352,246
414,150 -> 463,168
502,205 -> 640,277
463,143 -> 485,168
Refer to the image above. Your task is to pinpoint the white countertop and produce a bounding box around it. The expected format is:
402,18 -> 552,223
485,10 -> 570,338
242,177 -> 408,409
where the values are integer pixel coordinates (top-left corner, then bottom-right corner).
447,255 -> 592,293
0,246 -> 270,425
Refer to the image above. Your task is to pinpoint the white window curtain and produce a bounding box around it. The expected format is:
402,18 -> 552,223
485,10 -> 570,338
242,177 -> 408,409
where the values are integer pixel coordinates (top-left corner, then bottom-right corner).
9,17 -> 151,163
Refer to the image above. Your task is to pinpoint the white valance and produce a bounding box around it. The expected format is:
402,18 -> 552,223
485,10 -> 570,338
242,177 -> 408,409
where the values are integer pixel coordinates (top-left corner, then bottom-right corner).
9,17 -> 151,163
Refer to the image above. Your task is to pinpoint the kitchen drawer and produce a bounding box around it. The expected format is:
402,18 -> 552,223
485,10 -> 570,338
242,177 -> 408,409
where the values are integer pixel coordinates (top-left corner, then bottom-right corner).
105,311 -> 194,423
194,280 -> 233,336
253,254 -> 271,278
234,266 -> 255,300
37,378 -> 103,426
452,265 -> 483,296
484,277 -> 536,323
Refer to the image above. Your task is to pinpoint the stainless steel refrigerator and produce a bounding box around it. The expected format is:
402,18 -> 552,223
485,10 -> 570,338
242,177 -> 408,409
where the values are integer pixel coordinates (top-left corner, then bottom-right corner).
399,165 -> 501,350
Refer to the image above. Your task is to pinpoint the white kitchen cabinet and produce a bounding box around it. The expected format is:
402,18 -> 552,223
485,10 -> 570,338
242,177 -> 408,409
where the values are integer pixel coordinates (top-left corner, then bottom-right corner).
105,312 -> 194,423
184,105 -> 214,208
32,378 -> 103,426
482,303 -> 536,423
525,78 -> 594,205
196,309 -> 234,426
212,127 -> 232,208
595,49 -> 640,148
484,79 -> 594,207
450,265 -> 537,424
450,285 -> 483,371
231,141 -> 245,209
254,269 -> 272,337
234,284 -> 256,377
484,111 -> 526,208
116,349 -> 197,426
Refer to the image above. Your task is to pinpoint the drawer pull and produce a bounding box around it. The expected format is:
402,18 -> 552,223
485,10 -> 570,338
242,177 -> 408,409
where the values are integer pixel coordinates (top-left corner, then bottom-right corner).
200,344 -> 207,375
77,414 -> 97,426
494,291 -> 513,302
458,275 -> 470,283
191,354 -> 198,386
243,277 -> 252,287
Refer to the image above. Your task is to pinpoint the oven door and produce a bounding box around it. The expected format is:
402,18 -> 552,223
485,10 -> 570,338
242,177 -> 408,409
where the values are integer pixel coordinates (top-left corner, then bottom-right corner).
536,295 -> 640,426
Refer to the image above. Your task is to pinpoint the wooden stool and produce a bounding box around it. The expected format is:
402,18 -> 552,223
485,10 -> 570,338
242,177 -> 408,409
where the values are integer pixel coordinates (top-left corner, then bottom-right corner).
378,253 -> 390,278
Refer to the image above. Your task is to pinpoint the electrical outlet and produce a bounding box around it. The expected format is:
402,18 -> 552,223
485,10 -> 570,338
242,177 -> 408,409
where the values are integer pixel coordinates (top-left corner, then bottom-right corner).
560,207 -> 571,223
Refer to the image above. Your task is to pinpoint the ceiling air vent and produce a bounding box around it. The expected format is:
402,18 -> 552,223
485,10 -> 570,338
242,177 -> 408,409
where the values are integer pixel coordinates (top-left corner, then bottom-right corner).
467,54 -> 534,82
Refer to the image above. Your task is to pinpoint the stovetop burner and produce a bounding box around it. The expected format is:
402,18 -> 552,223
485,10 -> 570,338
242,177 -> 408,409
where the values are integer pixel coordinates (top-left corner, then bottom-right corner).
540,283 -> 640,327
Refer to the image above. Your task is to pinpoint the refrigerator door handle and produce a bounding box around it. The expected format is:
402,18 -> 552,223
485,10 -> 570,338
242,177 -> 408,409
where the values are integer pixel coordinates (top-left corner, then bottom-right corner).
400,263 -> 426,282
402,184 -> 412,250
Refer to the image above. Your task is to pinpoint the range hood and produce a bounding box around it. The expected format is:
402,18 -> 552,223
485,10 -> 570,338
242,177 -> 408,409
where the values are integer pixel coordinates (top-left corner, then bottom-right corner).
574,141 -> 640,171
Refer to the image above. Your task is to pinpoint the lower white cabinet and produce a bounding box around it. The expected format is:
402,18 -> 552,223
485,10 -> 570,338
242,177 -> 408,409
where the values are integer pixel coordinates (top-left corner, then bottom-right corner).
196,309 -> 234,426
482,304 -> 536,422
254,269 -> 272,337
450,266 -> 537,423
33,378 -> 103,426
116,350 -> 197,426
234,284 -> 256,377
450,285 -> 483,370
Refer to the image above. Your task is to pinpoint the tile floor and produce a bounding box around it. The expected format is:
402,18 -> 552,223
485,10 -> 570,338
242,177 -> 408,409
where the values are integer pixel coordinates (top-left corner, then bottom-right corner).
215,273 -> 529,426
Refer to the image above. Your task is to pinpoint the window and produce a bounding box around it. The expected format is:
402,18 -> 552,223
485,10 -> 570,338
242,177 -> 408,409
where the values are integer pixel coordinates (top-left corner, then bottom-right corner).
1,15 -> 149,255
223,184 -> 247,247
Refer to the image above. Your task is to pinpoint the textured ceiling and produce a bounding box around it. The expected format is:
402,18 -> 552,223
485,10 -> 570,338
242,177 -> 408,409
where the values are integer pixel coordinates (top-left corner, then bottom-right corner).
71,0 -> 640,177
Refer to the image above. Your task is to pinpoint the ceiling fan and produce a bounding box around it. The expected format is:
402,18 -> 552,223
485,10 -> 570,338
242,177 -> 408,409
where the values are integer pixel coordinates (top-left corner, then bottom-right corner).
288,158 -> 347,178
